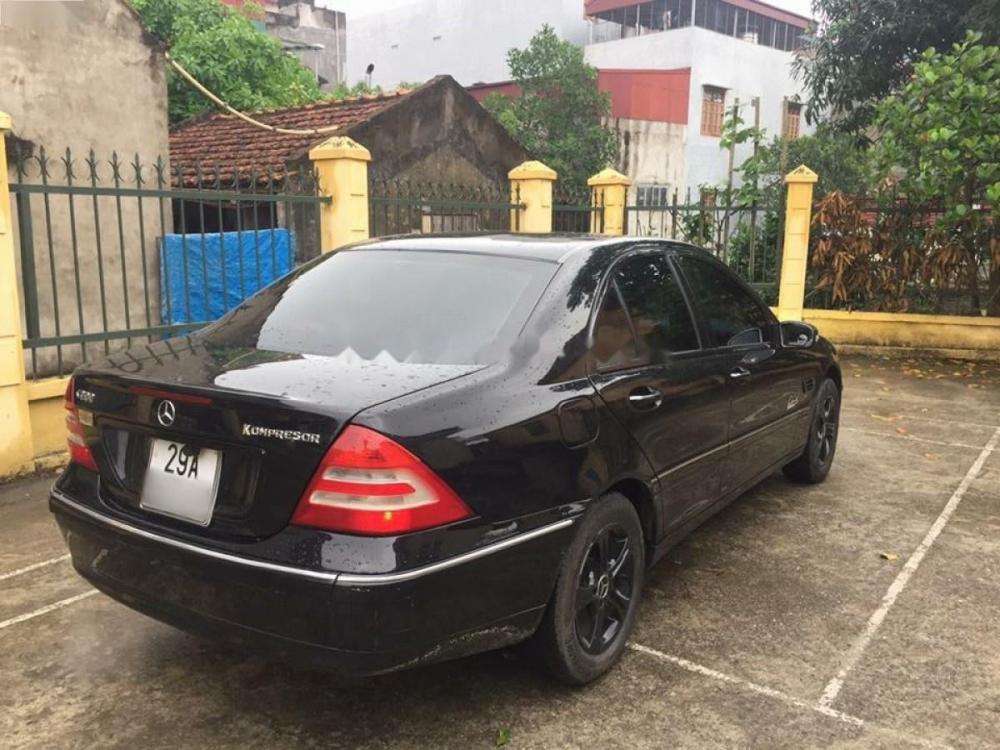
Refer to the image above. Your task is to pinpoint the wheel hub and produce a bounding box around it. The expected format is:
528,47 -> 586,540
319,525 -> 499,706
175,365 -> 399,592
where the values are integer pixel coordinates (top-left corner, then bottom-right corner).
595,573 -> 611,600
574,524 -> 634,655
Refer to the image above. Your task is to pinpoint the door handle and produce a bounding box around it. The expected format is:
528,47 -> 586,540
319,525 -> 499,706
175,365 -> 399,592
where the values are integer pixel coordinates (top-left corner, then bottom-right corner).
730,366 -> 752,380
628,386 -> 663,410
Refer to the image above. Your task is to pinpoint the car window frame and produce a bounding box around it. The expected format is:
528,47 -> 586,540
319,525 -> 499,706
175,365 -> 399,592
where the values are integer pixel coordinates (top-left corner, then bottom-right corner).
668,246 -> 779,353
586,244 -> 704,375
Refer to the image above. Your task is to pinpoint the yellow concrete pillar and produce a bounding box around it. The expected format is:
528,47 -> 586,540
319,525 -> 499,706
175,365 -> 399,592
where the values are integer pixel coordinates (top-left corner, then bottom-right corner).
776,165 -> 819,321
0,112 -> 35,478
587,168 -> 631,236
309,136 -> 371,252
509,160 -> 556,233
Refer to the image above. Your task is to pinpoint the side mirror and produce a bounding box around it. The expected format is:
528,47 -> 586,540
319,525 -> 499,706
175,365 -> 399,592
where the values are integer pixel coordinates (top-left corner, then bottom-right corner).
780,321 -> 818,349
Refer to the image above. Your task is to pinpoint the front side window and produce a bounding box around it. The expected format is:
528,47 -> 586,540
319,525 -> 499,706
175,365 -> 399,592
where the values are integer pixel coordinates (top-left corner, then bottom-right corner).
677,256 -> 770,348
591,253 -> 700,371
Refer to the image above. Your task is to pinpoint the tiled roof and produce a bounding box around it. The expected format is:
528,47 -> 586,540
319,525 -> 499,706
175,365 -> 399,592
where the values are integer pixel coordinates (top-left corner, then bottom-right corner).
169,90 -> 412,186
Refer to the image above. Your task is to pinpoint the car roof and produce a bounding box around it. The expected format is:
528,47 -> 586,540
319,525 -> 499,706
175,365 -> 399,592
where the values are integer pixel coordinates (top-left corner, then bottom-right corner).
349,233 -> 643,263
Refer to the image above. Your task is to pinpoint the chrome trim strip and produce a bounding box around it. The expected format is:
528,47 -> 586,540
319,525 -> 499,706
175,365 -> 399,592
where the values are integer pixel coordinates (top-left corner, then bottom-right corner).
657,409 -> 809,480
729,408 -> 810,448
51,489 -> 574,586
337,518 -> 575,585
657,441 -> 729,480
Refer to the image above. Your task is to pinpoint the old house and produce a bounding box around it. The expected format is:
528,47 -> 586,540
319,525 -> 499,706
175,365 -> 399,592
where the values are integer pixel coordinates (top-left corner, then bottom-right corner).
168,75 -> 531,259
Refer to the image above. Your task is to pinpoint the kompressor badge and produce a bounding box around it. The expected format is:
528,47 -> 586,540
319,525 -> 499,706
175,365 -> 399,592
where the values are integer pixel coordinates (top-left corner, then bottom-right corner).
241,424 -> 322,444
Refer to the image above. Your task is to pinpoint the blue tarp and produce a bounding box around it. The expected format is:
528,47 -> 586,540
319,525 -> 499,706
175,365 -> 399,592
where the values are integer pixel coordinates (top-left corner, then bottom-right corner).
160,229 -> 295,325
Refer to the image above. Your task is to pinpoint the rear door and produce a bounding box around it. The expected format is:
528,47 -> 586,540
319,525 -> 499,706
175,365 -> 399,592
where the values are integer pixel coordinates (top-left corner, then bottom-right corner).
587,248 -> 730,533
673,252 -> 812,494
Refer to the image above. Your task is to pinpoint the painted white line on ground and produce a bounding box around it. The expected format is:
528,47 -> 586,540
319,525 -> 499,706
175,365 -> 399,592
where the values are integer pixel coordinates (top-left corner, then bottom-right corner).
818,425 -> 1000,709
0,589 -> 98,631
628,642 -> 864,727
841,408 -> 1000,431
0,554 -> 71,582
630,643 -> 954,749
843,427 -> 986,451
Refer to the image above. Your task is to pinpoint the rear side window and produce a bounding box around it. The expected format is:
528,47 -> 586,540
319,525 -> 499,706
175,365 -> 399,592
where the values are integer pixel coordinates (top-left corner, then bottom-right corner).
591,253 -> 699,370
677,255 -> 770,348
201,249 -> 555,365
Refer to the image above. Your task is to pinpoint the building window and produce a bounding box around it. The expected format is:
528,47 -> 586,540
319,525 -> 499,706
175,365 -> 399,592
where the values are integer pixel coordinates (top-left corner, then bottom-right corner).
636,185 -> 672,208
701,86 -> 726,137
782,100 -> 802,139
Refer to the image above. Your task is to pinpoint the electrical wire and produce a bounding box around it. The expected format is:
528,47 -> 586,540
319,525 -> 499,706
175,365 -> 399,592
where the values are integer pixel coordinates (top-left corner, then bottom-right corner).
166,52 -> 346,136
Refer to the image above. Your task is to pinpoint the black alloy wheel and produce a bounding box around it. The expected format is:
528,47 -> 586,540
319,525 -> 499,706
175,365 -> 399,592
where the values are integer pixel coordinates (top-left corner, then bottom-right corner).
575,524 -> 635,655
814,389 -> 838,467
784,377 -> 840,483
527,493 -> 645,685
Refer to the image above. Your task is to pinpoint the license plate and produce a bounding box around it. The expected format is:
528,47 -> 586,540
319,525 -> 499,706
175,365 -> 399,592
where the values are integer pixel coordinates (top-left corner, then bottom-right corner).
140,439 -> 222,526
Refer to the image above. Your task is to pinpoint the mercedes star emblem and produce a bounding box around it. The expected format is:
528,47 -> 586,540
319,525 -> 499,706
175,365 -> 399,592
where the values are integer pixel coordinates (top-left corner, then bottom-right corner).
156,399 -> 176,427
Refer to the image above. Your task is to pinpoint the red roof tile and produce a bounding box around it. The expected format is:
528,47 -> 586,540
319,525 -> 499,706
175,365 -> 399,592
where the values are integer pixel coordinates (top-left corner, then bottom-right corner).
169,90 -> 412,186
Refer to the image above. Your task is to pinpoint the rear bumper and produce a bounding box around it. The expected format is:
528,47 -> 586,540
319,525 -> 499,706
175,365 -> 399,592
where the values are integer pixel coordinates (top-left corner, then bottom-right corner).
50,488 -> 573,676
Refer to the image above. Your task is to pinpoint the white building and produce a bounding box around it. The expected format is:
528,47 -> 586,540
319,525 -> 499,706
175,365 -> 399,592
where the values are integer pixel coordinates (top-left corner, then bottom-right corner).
266,0 -> 347,89
582,0 -> 813,197
344,0 -> 589,88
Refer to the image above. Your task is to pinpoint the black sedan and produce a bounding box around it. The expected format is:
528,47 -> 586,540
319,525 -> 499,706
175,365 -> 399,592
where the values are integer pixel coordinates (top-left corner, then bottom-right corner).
52,234 -> 841,684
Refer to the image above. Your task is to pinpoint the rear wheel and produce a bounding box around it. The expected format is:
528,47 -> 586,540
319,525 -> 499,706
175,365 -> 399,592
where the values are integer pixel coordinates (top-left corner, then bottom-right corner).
784,377 -> 840,484
528,494 -> 644,685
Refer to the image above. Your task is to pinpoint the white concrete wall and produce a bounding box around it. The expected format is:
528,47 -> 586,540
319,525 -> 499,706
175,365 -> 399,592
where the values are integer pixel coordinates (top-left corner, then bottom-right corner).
585,25 -> 812,194
268,2 -> 347,88
345,0 -> 589,88
607,117 -> 686,189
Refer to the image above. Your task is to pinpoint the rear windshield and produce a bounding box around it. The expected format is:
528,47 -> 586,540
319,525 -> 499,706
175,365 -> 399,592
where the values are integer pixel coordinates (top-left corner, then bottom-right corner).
201,249 -> 556,365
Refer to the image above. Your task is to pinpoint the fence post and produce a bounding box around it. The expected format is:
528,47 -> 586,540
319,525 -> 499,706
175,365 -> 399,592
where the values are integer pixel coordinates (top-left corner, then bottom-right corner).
0,112 -> 35,478
776,165 -> 818,321
587,168 -> 631,236
309,136 -> 371,252
508,160 -> 556,233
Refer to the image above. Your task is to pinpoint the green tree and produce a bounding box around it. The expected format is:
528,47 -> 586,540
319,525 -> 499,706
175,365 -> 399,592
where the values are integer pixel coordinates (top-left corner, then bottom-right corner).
327,80 -> 383,99
482,25 -> 617,190
713,107 -> 872,288
796,0 -> 1000,133
132,0 -> 323,125
738,125 -> 871,206
873,31 -> 1000,313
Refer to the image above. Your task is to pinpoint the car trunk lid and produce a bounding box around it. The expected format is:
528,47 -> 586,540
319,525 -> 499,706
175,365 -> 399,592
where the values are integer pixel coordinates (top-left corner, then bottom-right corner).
74,338 -> 482,540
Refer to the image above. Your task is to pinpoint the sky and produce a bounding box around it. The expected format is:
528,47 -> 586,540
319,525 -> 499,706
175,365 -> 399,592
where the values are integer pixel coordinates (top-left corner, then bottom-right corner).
320,0 -> 815,21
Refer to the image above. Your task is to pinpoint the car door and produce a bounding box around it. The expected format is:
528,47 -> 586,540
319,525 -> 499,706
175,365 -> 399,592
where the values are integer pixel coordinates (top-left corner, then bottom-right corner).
673,251 -> 812,495
587,248 -> 730,534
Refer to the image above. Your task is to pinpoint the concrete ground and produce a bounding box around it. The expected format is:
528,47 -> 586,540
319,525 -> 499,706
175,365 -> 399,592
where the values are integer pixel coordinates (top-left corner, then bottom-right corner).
2,354 -> 999,749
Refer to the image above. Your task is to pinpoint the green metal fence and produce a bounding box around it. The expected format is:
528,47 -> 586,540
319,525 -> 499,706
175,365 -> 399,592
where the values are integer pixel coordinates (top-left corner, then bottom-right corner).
369,178 -> 524,236
625,185 -> 782,301
9,145 -> 328,379
553,186 -> 605,234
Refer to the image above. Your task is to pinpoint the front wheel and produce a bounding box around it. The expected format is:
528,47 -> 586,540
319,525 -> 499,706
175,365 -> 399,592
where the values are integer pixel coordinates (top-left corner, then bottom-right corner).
784,377 -> 840,484
527,493 -> 644,685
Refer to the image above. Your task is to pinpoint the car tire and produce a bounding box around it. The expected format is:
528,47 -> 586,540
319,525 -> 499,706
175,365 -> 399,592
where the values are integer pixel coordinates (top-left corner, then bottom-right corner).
527,493 -> 645,685
784,377 -> 840,484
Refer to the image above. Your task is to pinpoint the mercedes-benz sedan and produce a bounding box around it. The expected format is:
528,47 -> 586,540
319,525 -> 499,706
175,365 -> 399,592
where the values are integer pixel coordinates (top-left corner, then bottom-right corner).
51,235 -> 841,684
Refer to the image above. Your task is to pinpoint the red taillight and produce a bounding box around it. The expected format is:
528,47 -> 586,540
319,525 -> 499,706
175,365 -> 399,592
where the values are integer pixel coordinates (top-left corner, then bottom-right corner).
291,425 -> 472,536
65,378 -> 98,471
